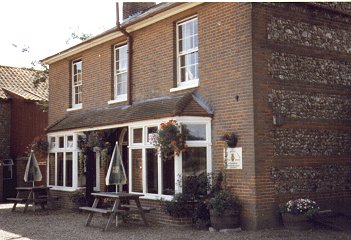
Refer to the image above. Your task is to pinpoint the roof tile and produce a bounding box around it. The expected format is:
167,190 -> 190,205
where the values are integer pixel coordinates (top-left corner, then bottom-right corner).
47,92 -> 213,132
0,65 -> 48,101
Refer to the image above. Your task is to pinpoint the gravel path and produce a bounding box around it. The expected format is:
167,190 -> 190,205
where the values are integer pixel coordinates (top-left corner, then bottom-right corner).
1,204 -> 350,240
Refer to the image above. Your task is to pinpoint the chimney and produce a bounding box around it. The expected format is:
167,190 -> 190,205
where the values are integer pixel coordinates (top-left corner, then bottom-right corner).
123,2 -> 156,20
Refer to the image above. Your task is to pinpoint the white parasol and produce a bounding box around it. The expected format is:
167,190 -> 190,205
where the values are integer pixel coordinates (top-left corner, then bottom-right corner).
105,142 -> 127,192
24,150 -> 42,187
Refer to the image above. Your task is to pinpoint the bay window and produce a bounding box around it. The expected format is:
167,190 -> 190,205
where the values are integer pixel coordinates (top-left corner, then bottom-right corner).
47,134 -> 79,190
129,117 -> 211,199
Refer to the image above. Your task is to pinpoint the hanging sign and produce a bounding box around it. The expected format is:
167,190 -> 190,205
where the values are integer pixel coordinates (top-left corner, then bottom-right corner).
225,147 -> 242,169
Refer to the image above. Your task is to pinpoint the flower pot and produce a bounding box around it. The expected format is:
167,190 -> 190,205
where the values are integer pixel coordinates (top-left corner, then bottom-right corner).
282,213 -> 313,230
210,209 -> 240,230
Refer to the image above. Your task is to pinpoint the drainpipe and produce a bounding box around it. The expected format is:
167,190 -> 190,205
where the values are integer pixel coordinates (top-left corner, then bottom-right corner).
116,2 -> 132,105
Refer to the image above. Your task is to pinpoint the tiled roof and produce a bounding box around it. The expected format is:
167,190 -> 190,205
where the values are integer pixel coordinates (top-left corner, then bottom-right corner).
47,92 -> 213,132
0,65 -> 48,101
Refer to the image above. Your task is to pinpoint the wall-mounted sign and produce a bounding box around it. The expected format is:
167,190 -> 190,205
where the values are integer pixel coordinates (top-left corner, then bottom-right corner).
225,147 -> 242,169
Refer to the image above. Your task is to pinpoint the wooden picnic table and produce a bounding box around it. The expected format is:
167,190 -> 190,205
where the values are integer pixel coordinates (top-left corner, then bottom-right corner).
80,192 -> 154,231
7,186 -> 52,213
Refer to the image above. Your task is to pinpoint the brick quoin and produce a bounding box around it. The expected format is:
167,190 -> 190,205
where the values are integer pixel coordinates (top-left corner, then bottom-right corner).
46,3 -> 351,229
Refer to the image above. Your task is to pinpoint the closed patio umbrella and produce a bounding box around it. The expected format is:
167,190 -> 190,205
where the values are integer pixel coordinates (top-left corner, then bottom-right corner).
24,150 -> 42,187
105,142 -> 127,192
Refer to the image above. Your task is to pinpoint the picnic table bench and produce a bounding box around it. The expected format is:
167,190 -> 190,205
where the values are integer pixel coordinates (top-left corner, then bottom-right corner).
7,186 -> 57,213
80,192 -> 155,231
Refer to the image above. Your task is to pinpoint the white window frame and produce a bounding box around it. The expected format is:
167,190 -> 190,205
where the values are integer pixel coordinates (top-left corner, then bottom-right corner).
70,60 -> 83,110
128,116 -> 211,200
108,44 -> 128,104
171,16 -> 199,92
47,133 -> 80,191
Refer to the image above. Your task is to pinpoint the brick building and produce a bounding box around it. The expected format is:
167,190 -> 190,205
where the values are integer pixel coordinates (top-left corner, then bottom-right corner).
0,65 -> 48,201
42,3 -> 351,229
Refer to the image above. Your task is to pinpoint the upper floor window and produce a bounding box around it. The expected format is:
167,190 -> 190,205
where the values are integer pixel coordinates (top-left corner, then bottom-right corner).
72,60 -> 82,108
113,44 -> 128,102
176,17 -> 198,89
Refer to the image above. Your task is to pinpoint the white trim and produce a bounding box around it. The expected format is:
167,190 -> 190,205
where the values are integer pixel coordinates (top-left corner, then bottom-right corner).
113,44 -> 128,101
66,105 -> 82,112
42,3 -> 204,65
128,116 -> 212,199
108,95 -> 127,104
176,16 -> 199,87
72,60 -> 83,108
170,79 -> 199,92
47,133 -> 81,191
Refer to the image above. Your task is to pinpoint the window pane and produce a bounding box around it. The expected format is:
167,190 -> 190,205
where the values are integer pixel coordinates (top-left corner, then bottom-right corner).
162,157 -> 174,195
131,149 -> 143,193
182,147 -> 207,177
147,127 -> 158,143
65,153 -> 73,187
67,136 -> 73,148
180,67 -> 186,82
50,137 -> 56,149
133,128 -> 143,144
146,149 -> 158,194
78,153 -> 86,187
59,137 -> 64,148
182,124 -> 206,141
57,153 -> 64,186
49,153 -> 55,185
117,73 -> 127,96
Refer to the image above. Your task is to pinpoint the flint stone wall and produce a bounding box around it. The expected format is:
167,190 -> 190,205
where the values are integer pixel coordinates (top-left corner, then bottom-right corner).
272,165 -> 351,194
270,89 -> 351,121
273,129 -> 351,157
269,52 -> 351,87
312,2 -> 351,14
267,17 -> 351,54
0,102 -> 10,158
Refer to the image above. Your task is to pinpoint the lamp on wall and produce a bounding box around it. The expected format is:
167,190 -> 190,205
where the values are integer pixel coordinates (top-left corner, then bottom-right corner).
273,113 -> 285,126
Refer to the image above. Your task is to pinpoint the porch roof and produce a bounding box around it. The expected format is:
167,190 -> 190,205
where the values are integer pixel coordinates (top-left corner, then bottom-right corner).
46,92 -> 213,133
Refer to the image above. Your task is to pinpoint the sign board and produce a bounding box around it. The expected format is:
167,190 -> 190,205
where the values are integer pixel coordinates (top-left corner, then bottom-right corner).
225,147 -> 242,169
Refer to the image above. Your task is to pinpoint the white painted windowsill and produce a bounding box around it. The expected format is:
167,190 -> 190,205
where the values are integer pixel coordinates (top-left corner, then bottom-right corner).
66,105 -> 82,112
170,79 -> 199,92
108,95 -> 128,105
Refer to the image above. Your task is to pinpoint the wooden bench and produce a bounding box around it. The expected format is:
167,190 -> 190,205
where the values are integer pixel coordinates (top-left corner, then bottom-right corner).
7,198 -> 26,202
79,207 -> 127,215
120,204 -> 156,213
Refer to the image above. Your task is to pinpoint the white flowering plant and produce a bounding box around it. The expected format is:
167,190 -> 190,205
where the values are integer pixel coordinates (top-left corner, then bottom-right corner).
280,198 -> 319,218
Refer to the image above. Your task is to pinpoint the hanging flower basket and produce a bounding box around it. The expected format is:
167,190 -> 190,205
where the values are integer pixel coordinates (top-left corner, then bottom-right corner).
221,132 -> 238,148
150,120 -> 188,160
25,135 -> 49,158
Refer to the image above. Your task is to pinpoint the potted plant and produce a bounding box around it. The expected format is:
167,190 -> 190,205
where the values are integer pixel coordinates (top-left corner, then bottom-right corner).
208,189 -> 240,230
280,198 -> 319,230
69,189 -> 87,209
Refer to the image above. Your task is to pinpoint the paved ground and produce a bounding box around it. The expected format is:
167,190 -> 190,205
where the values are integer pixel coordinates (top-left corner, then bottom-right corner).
0,204 -> 350,240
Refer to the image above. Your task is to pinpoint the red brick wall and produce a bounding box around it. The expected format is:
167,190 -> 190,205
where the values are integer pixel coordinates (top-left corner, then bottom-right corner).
48,2 -> 257,228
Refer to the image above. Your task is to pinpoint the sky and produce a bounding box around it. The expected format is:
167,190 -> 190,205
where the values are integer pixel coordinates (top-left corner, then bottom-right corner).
0,0 -> 119,68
